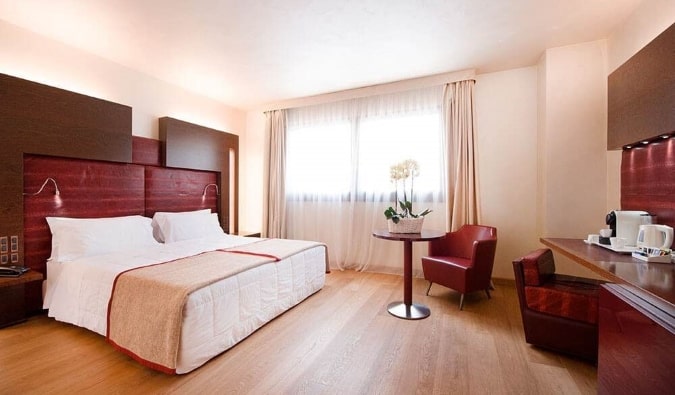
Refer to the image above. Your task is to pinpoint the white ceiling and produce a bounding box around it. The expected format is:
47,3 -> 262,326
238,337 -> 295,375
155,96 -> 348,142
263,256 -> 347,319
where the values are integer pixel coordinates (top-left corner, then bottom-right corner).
0,0 -> 642,109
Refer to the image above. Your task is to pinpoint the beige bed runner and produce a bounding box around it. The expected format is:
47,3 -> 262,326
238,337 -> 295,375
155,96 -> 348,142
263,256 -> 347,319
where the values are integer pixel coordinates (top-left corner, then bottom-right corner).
107,238 -> 326,374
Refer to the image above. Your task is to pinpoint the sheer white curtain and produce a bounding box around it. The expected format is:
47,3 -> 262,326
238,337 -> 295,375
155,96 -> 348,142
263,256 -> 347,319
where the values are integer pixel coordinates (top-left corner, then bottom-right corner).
284,86 -> 447,273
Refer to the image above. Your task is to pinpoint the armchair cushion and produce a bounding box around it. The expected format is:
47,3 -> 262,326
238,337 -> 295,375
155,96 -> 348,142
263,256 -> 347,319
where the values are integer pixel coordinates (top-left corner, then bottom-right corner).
513,248 -> 604,361
524,274 -> 602,324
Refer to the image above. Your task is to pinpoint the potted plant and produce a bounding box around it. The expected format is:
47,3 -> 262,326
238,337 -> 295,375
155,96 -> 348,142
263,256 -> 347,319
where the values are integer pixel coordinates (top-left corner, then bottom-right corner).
384,159 -> 432,233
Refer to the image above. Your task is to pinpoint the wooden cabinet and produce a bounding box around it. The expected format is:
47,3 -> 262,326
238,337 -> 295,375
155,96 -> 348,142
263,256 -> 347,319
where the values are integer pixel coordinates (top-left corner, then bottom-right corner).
607,23 -> 675,149
0,271 -> 43,328
598,284 -> 674,395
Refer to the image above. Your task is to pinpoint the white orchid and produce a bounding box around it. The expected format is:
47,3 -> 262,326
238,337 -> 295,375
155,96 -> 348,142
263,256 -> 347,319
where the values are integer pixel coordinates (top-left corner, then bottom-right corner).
384,159 -> 431,223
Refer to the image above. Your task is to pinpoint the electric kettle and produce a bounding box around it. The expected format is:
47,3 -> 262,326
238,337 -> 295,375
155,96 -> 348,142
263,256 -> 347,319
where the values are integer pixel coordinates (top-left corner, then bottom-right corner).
636,225 -> 674,249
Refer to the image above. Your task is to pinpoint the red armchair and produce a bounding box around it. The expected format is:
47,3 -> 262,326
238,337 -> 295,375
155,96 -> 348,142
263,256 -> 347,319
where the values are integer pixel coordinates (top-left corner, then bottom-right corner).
512,248 -> 603,361
421,225 -> 497,310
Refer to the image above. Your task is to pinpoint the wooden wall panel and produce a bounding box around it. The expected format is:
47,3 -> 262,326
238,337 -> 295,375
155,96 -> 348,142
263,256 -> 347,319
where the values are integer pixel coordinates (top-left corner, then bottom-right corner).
608,23 -> 675,149
621,137 -> 675,230
159,117 -> 238,233
0,73 -> 132,265
144,166 -> 218,218
23,155 -> 145,275
132,136 -> 163,166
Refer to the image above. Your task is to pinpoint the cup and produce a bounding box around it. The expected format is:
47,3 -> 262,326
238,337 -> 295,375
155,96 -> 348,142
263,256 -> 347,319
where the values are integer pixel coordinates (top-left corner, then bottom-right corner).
599,229 -> 613,238
587,234 -> 599,244
610,237 -> 626,249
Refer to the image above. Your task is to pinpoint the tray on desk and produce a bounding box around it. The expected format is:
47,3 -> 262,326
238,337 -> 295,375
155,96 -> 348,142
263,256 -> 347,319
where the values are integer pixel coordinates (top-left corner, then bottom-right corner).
584,240 -> 637,254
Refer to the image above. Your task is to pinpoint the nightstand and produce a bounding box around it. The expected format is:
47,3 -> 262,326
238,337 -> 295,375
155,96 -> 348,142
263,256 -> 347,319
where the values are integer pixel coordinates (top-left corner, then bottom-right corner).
0,270 -> 43,328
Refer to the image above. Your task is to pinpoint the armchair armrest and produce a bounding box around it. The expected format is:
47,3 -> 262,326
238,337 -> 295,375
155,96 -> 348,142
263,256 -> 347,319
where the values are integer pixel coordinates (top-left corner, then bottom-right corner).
471,238 -> 497,277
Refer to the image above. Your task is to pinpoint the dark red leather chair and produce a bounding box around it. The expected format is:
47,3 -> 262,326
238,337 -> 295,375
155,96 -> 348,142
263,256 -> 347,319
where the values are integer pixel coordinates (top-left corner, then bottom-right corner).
421,225 -> 497,310
512,248 -> 604,361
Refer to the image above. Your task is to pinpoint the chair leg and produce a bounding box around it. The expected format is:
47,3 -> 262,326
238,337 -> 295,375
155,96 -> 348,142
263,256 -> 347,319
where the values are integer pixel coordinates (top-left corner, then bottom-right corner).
485,288 -> 491,299
459,294 -> 465,310
426,281 -> 433,296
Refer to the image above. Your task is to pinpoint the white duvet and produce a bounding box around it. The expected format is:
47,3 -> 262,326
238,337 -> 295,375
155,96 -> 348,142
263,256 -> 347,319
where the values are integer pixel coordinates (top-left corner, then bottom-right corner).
44,234 -> 327,373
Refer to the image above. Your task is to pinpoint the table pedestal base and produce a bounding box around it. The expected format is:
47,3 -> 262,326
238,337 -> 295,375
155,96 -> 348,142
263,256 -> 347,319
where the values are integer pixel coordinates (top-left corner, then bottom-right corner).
387,301 -> 430,320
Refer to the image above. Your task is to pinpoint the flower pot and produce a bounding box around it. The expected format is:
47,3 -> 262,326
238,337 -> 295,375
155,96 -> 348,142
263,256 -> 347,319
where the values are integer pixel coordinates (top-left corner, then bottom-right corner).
388,217 -> 425,233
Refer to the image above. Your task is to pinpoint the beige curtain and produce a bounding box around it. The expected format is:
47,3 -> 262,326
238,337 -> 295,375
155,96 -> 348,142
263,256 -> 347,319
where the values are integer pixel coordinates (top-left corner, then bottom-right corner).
444,80 -> 481,231
262,110 -> 287,238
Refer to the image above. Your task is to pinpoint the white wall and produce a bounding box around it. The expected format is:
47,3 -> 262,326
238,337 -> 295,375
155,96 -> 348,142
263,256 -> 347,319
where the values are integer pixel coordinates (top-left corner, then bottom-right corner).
241,111 -> 266,232
607,0 -> 675,73
536,40 -> 610,278
475,67 -> 540,279
539,40 -> 609,239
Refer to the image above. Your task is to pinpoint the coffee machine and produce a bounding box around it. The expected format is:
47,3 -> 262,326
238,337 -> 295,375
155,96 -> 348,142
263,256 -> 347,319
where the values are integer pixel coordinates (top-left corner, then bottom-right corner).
605,210 -> 654,247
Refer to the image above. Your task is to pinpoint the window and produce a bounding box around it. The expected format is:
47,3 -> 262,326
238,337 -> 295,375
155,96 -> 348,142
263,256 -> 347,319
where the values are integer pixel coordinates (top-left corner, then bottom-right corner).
285,86 -> 444,202
356,113 -> 443,197
286,122 -> 352,196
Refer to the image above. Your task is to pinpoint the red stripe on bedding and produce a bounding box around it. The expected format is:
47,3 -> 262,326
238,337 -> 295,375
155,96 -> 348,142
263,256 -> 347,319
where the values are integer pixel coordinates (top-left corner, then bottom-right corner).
217,249 -> 281,261
107,338 -> 177,375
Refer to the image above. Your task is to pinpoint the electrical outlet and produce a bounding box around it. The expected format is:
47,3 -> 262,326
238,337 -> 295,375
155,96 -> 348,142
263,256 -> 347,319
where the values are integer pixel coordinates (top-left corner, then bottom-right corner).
10,235 -> 18,252
10,253 -> 18,264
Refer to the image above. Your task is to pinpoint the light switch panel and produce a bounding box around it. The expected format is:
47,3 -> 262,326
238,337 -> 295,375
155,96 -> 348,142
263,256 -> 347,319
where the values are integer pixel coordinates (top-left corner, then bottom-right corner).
10,235 -> 18,252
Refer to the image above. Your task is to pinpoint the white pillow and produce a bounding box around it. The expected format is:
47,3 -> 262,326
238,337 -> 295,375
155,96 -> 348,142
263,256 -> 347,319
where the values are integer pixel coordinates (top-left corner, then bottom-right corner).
152,210 -> 223,243
46,215 -> 159,262
151,209 -> 211,242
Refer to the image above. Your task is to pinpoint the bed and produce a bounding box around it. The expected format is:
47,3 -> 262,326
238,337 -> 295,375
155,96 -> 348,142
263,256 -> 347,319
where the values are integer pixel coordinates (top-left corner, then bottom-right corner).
42,212 -> 327,374
23,154 -> 327,374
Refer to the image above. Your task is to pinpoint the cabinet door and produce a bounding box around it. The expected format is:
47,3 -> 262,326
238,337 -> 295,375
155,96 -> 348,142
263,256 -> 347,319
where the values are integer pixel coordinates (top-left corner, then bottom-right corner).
0,283 -> 26,328
598,285 -> 675,395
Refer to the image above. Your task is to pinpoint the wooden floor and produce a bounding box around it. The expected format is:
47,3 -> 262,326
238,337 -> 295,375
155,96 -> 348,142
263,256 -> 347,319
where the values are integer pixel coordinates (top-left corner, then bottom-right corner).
0,271 -> 596,394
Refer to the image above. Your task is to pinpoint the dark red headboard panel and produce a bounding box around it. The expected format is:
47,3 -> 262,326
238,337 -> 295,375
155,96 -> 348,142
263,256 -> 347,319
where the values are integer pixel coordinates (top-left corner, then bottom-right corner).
132,136 -> 163,166
23,155 -> 145,274
23,153 -> 220,277
621,136 -> 675,229
144,166 -> 218,218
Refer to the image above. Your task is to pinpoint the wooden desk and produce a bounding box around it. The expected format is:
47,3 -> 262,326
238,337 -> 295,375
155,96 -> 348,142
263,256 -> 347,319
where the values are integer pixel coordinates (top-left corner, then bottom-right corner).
541,238 -> 674,394
540,238 -> 675,305
373,229 -> 445,320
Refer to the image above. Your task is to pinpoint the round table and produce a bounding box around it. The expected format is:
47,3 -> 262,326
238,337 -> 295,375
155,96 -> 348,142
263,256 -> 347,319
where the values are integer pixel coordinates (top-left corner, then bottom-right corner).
372,229 -> 446,319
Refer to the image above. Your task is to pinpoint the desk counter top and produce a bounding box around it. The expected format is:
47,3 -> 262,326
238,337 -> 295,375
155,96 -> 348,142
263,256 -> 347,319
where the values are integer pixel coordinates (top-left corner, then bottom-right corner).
541,238 -> 675,306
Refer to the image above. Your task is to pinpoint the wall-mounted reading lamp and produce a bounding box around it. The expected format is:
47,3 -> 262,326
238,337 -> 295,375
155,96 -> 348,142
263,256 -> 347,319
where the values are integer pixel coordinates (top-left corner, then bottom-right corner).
24,177 -> 60,196
202,183 -> 219,197
24,177 -> 62,207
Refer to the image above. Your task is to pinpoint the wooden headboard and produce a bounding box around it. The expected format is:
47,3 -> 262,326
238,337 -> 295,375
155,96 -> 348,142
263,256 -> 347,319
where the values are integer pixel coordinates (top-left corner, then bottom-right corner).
2,74 -> 239,313
23,139 -> 219,276
23,155 -> 146,274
